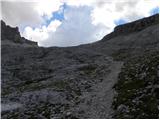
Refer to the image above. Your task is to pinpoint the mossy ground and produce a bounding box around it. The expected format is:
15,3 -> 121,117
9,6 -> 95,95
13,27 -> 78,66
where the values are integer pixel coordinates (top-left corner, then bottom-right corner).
112,50 -> 159,119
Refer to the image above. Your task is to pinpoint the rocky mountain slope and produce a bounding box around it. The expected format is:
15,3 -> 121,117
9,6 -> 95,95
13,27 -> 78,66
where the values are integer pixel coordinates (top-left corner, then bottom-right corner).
1,21 -> 38,46
1,14 -> 159,119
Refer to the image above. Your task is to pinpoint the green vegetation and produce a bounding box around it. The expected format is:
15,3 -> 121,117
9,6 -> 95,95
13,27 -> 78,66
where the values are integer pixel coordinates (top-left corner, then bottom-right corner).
112,50 -> 159,118
79,64 -> 97,76
19,79 -> 70,92
2,79 -> 70,96
14,35 -> 21,43
78,64 -> 105,81
111,48 -> 133,61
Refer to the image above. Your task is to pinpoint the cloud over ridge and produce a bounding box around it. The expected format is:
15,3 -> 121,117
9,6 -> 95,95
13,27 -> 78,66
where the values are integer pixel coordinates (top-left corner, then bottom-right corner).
1,0 -> 159,47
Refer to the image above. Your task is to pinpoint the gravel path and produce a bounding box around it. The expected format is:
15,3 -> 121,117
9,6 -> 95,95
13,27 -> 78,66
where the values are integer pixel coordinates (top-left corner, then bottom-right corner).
72,61 -> 123,118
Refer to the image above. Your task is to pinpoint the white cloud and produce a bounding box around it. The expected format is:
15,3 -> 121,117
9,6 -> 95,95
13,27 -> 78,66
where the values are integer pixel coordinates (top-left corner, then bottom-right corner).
35,0 -> 63,19
91,0 -> 159,27
116,0 -> 159,21
1,0 -> 159,47
22,26 -> 49,42
39,6 -> 109,47
1,1 -> 44,27
62,0 -> 94,7
47,20 -> 62,32
22,20 -> 61,44
1,0 -> 63,27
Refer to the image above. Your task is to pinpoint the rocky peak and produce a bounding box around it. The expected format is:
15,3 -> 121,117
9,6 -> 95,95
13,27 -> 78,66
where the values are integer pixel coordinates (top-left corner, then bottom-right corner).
1,20 -> 20,40
1,20 -> 38,46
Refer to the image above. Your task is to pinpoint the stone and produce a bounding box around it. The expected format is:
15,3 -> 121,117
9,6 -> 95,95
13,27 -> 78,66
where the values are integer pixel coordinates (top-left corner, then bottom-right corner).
1,14 -> 159,119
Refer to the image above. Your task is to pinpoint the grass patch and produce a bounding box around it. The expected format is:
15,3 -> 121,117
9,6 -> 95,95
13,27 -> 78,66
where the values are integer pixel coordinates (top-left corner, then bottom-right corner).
78,64 -> 97,78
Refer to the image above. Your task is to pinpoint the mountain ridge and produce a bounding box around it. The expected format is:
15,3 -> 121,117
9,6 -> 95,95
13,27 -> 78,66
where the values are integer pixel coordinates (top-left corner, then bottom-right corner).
101,14 -> 159,42
1,14 -> 159,48
1,20 -> 38,46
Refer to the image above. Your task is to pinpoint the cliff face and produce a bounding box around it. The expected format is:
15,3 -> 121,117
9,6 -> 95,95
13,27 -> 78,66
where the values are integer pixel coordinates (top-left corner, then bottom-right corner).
101,14 -> 159,41
1,20 -> 38,46
1,14 -> 159,119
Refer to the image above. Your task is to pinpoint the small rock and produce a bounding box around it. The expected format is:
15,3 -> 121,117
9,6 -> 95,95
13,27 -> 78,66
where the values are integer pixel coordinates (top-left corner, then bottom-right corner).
66,111 -> 71,116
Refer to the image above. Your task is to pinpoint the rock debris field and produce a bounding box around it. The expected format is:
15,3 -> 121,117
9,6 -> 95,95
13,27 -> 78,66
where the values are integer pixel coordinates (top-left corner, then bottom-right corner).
1,14 -> 159,118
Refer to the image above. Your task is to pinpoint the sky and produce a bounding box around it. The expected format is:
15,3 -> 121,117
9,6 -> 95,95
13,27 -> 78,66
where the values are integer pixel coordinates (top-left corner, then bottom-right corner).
1,0 -> 159,47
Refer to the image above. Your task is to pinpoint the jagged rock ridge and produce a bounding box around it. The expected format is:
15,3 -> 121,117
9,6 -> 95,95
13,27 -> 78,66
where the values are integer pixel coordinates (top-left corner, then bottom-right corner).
1,20 -> 37,46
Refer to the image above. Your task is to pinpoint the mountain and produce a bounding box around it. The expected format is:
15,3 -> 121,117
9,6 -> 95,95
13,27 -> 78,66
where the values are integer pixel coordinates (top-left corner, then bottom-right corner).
1,14 -> 159,119
1,20 -> 38,46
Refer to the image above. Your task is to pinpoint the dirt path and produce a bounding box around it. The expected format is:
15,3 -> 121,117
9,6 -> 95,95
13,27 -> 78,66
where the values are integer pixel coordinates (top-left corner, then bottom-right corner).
75,61 -> 123,118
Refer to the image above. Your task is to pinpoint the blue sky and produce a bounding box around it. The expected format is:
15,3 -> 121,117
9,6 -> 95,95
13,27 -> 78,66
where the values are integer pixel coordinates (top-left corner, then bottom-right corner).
114,19 -> 126,25
46,4 -> 159,27
114,7 -> 159,26
45,3 -> 67,26
150,7 -> 159,15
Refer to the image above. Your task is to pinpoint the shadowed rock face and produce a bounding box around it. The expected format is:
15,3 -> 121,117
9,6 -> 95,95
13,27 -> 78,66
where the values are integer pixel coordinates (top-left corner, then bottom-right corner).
1,20 -> 38,46
1,14 -> 159,119
1,20 -> 20,40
